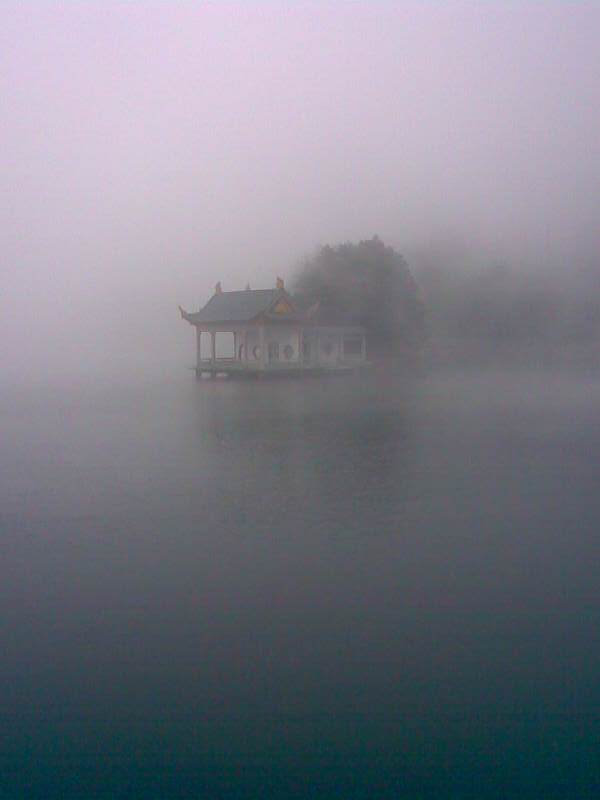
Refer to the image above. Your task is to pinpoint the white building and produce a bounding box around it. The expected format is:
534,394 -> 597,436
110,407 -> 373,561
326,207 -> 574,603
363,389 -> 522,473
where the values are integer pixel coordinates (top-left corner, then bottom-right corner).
179,278 -> 367,377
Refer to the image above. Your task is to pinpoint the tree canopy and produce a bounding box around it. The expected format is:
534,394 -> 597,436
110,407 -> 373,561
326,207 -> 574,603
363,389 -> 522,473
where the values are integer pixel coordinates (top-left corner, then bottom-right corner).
292,237 -> 425,355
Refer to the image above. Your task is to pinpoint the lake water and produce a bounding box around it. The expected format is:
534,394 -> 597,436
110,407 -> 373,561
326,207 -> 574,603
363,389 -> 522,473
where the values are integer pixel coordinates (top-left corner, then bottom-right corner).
2,369 -> 600,798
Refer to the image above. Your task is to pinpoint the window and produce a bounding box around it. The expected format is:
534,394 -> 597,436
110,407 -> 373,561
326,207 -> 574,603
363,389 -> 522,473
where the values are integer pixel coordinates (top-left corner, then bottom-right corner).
343,336 -> 363,357
215,332 -> 235,358
199,332 -> 212,360
268,342 -> 279,361
283,344 -> 294,360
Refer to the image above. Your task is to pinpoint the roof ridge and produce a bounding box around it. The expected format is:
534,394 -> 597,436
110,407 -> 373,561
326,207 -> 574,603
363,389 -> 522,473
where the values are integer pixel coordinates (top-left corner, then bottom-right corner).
188,286 -> 285,323
218,287 -> 277,293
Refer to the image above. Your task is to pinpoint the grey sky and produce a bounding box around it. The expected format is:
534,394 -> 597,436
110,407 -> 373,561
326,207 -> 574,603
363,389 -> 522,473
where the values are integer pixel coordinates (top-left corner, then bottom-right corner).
2,3 -> 599,382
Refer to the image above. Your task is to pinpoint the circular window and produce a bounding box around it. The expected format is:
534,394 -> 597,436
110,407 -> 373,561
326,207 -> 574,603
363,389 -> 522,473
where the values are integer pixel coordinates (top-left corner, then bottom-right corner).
283,345 -> 294,360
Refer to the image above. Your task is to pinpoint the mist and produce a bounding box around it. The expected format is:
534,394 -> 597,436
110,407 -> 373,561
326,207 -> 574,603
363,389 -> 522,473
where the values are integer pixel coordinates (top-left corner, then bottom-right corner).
2,3 -> 599,385
5,6 -> 600,797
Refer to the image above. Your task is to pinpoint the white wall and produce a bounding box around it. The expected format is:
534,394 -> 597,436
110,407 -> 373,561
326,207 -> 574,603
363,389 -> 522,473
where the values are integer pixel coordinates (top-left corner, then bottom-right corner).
341,334 -> 364,362
316,332 -> 341,366
264,327 -> 300,363
245,329 -> 260,361
198,326 -> 364,367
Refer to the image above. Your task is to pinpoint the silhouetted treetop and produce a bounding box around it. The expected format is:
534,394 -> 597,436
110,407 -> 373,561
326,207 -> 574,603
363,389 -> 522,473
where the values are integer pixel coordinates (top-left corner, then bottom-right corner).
292,237 -> 425,354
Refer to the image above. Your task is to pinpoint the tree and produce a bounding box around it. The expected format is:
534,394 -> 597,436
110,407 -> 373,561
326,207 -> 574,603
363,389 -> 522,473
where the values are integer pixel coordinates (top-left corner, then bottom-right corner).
292,236 -> 425,355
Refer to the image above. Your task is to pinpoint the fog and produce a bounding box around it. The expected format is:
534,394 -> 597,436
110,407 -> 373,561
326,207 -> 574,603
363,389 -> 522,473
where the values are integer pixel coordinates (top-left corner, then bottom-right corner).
5,7 -> 600,796
2,3 -> 599,385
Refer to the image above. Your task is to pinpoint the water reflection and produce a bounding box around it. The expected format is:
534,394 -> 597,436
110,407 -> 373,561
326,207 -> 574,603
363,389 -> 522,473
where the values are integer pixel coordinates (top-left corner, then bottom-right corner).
2,370 -> 600,797
189,375 -> 416,532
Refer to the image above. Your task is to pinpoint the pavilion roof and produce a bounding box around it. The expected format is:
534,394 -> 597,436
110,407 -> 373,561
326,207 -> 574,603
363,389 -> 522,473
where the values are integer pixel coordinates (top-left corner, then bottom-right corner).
185,289 -> 283,324
180,286 -> 364,329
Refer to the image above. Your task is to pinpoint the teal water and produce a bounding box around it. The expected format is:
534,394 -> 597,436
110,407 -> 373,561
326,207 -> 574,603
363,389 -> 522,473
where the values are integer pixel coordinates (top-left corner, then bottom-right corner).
1,370 -> 599,798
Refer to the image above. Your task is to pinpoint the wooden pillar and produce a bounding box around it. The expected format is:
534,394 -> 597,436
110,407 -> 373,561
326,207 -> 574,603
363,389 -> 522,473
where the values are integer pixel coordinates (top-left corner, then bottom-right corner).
244,329 -> 249,366
259,325 -> 266,371
196,327 -> 202,372
211,330 -> 216,364
361,334 -> 367,362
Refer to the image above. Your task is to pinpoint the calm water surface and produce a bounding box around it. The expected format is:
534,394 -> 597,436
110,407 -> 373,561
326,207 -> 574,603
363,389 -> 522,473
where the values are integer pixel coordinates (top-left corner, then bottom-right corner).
1,369 -> 600,798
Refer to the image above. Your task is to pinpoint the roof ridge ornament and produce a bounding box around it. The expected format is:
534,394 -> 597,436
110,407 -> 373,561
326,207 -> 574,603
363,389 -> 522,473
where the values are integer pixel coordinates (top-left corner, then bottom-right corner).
215,281 -> 222,295
276,276 -> 284,290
